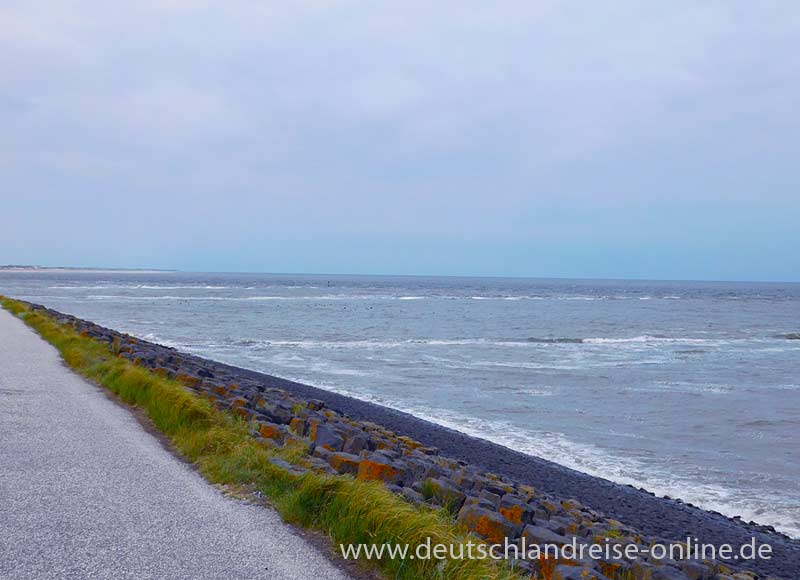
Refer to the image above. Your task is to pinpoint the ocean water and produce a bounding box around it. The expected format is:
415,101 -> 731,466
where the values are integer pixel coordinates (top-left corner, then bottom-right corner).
2,271 -> 798,537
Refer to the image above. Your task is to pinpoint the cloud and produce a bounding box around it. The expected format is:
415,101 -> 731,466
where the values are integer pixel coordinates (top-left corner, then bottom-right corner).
0,1 -> 798,278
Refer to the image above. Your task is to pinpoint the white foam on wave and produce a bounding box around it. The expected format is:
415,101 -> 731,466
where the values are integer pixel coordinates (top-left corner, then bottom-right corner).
51,284 -> 230,290
644,381 -> 735,395
120,334 -> 725,353
85,294 -> 383,301
469,295 -> 544,300
240,338 -> 517,349
38,289 -> 701,304
264,352 -> 371,377
583,335 -> 712,345
137,332 -> 182,349
473,360 -> 582,371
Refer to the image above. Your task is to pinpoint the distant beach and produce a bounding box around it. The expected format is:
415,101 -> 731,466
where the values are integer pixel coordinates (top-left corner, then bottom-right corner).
0,266 -> 174,274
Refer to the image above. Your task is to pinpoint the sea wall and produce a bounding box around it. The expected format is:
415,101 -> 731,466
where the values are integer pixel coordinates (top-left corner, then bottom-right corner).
25,301 -> 791,580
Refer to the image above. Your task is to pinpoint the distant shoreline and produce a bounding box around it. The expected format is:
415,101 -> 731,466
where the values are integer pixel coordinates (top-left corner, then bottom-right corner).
1,266 -> 797,284
0,266 -> 176,274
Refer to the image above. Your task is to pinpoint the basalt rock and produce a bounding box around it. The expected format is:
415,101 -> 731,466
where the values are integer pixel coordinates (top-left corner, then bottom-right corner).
457,504 -> 522,544
327,452 -> 361,476
357,453 -> 406,485
310,424 -> 344,452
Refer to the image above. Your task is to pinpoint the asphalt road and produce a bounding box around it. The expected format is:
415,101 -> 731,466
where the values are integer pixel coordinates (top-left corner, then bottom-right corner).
0,309 -> 352,580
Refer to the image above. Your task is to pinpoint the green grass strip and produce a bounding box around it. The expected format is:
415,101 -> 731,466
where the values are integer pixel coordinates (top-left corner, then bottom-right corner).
1,296 -> 524,580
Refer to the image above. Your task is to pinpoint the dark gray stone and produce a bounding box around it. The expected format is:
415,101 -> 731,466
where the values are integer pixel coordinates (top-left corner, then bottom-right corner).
521,524 -> 570,546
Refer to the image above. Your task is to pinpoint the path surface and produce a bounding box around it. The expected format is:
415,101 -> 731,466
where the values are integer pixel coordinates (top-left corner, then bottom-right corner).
0,309 -> 351,580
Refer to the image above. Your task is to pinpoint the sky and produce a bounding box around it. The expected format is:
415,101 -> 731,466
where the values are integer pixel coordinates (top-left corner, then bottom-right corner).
1,1 -> 798,281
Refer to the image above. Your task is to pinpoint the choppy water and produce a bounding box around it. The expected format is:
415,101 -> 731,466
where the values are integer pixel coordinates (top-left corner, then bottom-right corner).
2,271 -> 798,537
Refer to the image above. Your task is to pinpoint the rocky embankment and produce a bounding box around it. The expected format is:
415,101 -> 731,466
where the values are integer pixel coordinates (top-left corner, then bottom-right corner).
24,302 -> 799,580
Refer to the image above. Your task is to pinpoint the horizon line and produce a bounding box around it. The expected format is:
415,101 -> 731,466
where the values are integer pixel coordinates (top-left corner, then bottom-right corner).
1,264 -> 798,285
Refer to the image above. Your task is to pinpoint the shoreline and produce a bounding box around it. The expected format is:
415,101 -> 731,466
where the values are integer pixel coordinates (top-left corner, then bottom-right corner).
217,359 -> 800,533
0,267 -> 174,274
12,300 -> 800,578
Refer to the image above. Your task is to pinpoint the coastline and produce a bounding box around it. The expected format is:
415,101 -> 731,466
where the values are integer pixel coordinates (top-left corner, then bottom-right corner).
211,360 -> 800,554
9,299 -> 800,578
0,267 -> 174,274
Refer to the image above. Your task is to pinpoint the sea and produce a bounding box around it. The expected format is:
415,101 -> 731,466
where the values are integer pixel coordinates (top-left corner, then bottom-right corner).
2,271 -> 798,537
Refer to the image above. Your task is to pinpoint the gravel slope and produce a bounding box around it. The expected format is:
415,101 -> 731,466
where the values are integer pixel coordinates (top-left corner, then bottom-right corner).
0,309 -> 351,580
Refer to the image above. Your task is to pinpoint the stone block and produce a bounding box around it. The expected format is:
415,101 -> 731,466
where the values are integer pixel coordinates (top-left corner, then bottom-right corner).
457,505 -> 522,543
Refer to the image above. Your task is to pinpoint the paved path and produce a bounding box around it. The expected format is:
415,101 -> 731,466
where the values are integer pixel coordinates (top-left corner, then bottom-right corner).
0,309 -> 352,580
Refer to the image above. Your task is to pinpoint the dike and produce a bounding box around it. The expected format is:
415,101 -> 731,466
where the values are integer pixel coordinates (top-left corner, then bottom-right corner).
9,299 -> 799,580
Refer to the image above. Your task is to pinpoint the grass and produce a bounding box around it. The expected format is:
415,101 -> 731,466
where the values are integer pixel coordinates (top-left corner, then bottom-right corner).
1,296 -> 526,580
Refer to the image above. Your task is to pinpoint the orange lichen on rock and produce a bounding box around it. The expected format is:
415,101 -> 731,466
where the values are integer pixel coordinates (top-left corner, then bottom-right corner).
598,561 -> 622,578
470,512 -> 510,544
457,505 -> 521,544
542,500 -> 560,514
175,373 -> 199,387
536,555 -> 557,580
397,435 -> 422,449
328,453 -> 361,475
518,484 -> 536,498
258,423 -> 282,440
357,459 -> 398,483
289,417 -> 305,436
498,503 -> 524,525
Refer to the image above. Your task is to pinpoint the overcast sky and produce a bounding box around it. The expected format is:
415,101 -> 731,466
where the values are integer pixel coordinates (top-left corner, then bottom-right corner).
1,1 -> 798,281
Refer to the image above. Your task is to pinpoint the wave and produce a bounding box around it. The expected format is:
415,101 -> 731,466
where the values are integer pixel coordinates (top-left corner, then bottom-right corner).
31,289 -> 701,302
139,334 -> 720,350
774,333 -> 800,340
583,335 -> 711,344
639,381 -> 735,395
51,284 -> 231,290
84,294 -> 385,301
524,335 -> 715,345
